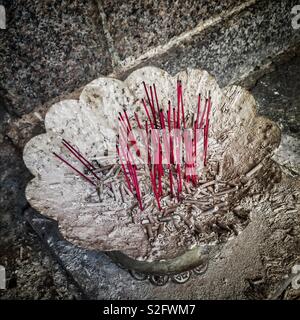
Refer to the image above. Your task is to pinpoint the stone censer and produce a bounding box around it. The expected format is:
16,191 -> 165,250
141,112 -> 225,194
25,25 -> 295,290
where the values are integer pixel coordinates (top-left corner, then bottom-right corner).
23,66 -> 288,286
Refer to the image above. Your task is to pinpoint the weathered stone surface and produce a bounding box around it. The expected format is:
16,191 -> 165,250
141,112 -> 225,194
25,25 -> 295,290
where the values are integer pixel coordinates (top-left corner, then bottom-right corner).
0,0 -> 112,117
0,140 -> 83,299
4,88 -> 83,149
0,98 -> 11,144
101,0 -> 246,60
251,54 -> 300,175
252,55 -> 300,138
120,0 -> 300,87
25,174 -> 300,299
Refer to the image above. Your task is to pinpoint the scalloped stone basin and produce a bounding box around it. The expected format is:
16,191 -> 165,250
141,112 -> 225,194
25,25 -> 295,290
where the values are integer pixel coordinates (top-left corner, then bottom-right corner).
23,67 -> 280,272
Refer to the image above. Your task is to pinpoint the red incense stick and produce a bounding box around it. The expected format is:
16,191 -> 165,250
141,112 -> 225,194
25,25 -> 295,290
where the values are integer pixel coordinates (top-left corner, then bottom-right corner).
167,102 -> 171,130
143,81 -> 157,127
153,83 -> 160,118
142,99 -> 154,129
169,167 -> 174,197
123,112 -> 141,157
62,139 -> 96,170
150,169 -> 162,210
118,112 -> 129,134
123,109 -> 132,131
116,145 -> 133,193
53,152 -> 96,186
62,141 -> 100,181
204,119 -> 210,166
145,121 -> 151,167
160,108 -> 170,166
142,81 -> 152,109
193,121 -> 198,184
196,94 -> 201,128
203,95 -> 211,165
177,80 -> 181,129
130,164 -> 143,210
184,131 -> 193,182
134,112 -> 142,129
179,82 -> 186,129
119,138 -> 143,209
167,103 -> 173,164
199,97 -> 208,129
149,86 -> 156,126
158,156 -> 162,196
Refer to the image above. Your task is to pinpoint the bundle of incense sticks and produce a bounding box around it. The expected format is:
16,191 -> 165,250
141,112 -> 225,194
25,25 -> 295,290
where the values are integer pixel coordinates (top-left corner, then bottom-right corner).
117,80 -> 212,210
53,80 -> 212,212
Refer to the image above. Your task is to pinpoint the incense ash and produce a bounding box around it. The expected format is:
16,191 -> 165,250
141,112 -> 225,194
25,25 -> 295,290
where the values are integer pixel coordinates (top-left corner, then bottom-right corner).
23,67 -> 282,264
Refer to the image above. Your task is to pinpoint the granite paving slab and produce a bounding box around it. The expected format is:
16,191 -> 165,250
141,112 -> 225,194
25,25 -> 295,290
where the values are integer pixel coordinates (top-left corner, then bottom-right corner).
0,140 -> 83,299
123,0 -> 300,87
100,0 -> 246,61
0,0 -> 112,117
252,54 -> 300,175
